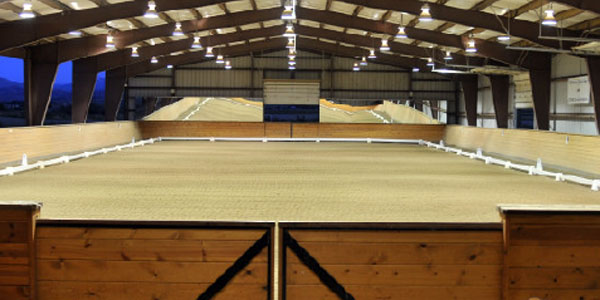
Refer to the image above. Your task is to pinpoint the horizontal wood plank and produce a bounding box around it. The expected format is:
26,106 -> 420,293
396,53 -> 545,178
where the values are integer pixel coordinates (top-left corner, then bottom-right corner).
508,246 -> 600,267
509,224 -> 600,246
288,230 -> 502,244
287,263 -> 501,286
0,222 -> 28,243
37,239 -> 267,262
0,285 -> 29,300
0,264 -> 29,285
37,260 -> 267,284
508,289 -> 600,300
287,242 -> 502,265
0,243 -> 28,265
286,284 -> 500,300
37,281 -> 268,300
509,267 -> 600,289
37,227 -> 265,241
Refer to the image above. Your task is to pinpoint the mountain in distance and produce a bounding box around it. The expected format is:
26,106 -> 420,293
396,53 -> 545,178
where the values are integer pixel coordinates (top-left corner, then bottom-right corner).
0,77 -> 106,104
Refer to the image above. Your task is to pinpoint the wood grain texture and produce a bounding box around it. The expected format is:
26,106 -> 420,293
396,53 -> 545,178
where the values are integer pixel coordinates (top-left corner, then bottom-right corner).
138,121 -> 446,141
444,125 -> 600,176
502,210 -> 600,300
285,229 -> 502,300
36,226 -> 269,300
0,204 -> 39,300
0,122 -> 141,165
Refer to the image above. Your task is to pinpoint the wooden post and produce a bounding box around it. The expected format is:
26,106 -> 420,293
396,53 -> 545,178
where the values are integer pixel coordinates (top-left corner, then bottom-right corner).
586,56 -> 600,134
24,49 -> 59,126
105,66 -> 127,121
529,55 -> 552,130
0,202 -> 41,300
459,75 -> 479,127
499,205 -> 600,300
72,57 -> 99,123
489,75 -> 510,128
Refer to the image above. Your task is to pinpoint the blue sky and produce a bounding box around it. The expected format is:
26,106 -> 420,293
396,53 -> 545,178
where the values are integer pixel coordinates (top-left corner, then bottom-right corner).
0,56 -> 104,84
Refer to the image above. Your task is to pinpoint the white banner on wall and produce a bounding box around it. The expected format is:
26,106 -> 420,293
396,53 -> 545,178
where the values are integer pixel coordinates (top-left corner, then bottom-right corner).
567,76 -> 591,105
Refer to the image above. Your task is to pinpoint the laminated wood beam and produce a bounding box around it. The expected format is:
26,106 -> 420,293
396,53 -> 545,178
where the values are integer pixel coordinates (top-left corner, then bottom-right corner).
586,56 -> 600,134
23,50 -> 59,126
72,57 -> 99,123
529,54 -> 552,130
459,75 -> 479,127
105,66 -> 127,121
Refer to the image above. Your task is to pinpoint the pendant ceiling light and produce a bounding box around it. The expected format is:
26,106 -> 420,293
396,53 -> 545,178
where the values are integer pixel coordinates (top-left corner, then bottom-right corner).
173,22 -> 184,36
427,57 -> 434,67
412,67 -> 420,72
19,2 -> 35,19
542,9 -> 557,26
283,24 -> 296,38
288,57 -> 296,65
444,51 -> 452,61
144,1 -> 159,19
396,26 -> 407,39
131,47 -> 140,57
497,34 -> 510,41
360,56 -> 368,66
380,39 -> 390,51
69,30 -> 82,36
106,34 -> 116,48
216,54 -> 225,64
225,60 -> 232,70
288,49 -> 296,59
205,47 -> 214,58
282,0 -> 296,20
465,35 -> 477,53
288,65 -> 296,70
419,3 -> 433,22
286,38 -> 295,49
368,49 -> 377,59
192,36 -> 203,49
151,56 -> 158,64
352,62 -> 360,71
167,64 -> 173,69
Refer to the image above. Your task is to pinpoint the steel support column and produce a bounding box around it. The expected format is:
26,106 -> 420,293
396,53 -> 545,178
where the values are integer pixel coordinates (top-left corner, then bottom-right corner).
105,66 -> 127,121
489,75 -> 510,129
23,50 -> 59,126
459,75 -> 479,127
72,57 -> 99,123
586,56 -> 600,134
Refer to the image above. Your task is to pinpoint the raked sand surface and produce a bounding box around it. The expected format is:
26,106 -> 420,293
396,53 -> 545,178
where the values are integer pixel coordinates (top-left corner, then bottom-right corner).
0,141 -> 597,223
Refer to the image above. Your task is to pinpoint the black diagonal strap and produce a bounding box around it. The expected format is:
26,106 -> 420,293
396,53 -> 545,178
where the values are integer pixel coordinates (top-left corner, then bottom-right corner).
196,231 -> 270,300
284,231 -> 355,300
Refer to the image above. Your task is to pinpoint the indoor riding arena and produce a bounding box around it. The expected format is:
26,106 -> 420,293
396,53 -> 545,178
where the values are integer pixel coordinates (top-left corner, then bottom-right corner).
0,0 -> 600,300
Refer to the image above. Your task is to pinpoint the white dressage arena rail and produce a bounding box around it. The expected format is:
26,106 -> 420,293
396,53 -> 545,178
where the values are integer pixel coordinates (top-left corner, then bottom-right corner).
1,136 -> 598,192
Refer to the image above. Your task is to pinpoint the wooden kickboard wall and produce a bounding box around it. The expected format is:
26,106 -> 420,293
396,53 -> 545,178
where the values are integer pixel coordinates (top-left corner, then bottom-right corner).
0,122 -> 142,166
444,125 -> 600,176
35,223 -> 271,300
501,210 -> 600,300
0,204 -> 39,300
283,227 -> 503,300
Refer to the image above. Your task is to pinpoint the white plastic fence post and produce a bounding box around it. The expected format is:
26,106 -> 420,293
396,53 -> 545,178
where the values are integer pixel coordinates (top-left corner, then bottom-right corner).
22,154 -> 28,166
592,180 -> 599,192
536,158 -> 543,171
476,148 -> 483,157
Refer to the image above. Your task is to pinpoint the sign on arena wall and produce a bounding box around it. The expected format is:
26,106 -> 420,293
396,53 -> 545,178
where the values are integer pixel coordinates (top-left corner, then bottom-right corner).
567,76 -> 591,105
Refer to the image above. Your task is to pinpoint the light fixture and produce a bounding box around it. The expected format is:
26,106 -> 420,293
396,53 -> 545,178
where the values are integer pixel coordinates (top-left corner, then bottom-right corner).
360,56 -> 368,66
150,39 -> 156,46
444,51 -> 452,61
173,22 -> 184,36
288,65 -> 296,70
419,3 -> 433,22
380,39 -> 390,51
192,36 -> 203,49
144,1 -> 159,19
466,36 -> 477,53
205,47 -> 214,58
427,57 -> 435,67
167,64 -> 173,69
282,0 -> 296,20
70,2 -> 79,10
216,54 -> 225,64
289,57 -> 296,65
412,67 -> 420,72
286,38 -> 295,49
368,49 -> 376,59
288,49 -> 296,59
542,9 -> 557,26
131,47 -> 140,57
106,34 -> 115,48
396,26 -> 407,39
19,2 -> 35,19
283,24 -> 296,38
353,62 -> 360,71
151,56 -> 158,64
69,30 -> 83,36
497,34 -> 511,41
225,60 -> 232,70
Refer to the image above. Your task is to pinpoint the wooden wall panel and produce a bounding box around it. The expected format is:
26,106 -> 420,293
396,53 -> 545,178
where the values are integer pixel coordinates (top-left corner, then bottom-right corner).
0,203 -> 41,300
139,121 -> 446,141
36,225 -> 270,300
284,228 -> 503,300
265,123 -> 292,138
500,206 -> 600,300
0,122 -> 141,165
444,125 -> 600,176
